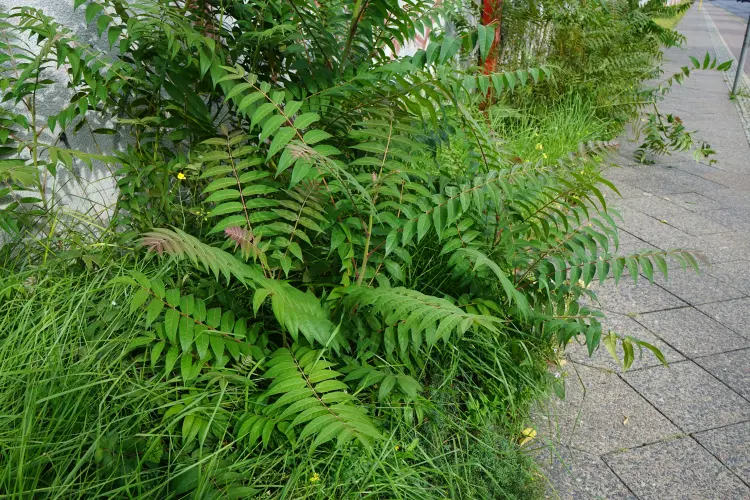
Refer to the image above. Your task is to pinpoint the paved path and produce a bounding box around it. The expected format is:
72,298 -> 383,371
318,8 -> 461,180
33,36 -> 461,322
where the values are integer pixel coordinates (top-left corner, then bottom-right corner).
533,5 -> 750,499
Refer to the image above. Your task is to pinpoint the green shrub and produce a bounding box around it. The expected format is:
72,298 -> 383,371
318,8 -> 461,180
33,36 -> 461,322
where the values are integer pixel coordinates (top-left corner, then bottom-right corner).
0,0 -> 725,497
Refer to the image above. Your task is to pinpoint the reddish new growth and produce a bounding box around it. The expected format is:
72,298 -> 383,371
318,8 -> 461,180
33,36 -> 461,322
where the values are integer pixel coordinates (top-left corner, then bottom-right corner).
225,226 -> 255,249
142,234 -> 171,255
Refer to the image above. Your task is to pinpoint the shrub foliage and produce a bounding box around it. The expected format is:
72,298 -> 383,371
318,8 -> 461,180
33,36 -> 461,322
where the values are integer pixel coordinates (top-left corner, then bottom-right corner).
0,0 -> 722,497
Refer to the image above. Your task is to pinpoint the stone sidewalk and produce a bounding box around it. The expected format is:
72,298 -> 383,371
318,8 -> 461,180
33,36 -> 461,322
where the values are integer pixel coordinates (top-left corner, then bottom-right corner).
533,5 -> 750,499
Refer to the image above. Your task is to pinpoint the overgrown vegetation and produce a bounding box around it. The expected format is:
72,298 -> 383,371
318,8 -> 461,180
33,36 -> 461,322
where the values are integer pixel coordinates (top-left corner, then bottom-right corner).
0,0 -> 725,497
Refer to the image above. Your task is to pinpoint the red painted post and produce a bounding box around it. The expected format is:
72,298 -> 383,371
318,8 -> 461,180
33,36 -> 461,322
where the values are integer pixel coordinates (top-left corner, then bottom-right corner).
481,0 -> 503,74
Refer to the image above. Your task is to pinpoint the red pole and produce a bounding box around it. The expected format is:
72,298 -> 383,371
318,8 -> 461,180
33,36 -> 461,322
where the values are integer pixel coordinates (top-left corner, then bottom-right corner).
481,0 -> 503,74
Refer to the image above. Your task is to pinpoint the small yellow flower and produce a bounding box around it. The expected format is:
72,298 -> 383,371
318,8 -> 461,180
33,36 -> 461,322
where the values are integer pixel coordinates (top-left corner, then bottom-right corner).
177,172 -> 186,180
519,427 -> 537,447
394,445 -> 400,451
542,153 -> 548,159
535,143 -> 543,151
309,473 -> 320,484
519,427 -> 536,446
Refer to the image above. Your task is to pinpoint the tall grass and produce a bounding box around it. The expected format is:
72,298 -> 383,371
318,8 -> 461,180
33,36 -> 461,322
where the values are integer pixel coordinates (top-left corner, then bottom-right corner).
0,262 -> 157,497
654,1 -> 689,31
493,95 -> 618,165
0,258 -> 544,499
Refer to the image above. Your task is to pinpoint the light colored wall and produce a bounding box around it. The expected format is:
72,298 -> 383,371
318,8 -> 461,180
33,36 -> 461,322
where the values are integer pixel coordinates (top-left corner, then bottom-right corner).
1,0 -> 119,229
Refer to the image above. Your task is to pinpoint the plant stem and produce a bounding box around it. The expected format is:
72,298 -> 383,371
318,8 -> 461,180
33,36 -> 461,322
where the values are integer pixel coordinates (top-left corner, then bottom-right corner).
357,212 -> 373,286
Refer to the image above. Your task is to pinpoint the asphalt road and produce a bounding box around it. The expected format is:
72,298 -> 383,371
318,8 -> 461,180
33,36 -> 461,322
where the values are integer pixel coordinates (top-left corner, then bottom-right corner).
709,0 -> 750,21
704,1 -> 750,76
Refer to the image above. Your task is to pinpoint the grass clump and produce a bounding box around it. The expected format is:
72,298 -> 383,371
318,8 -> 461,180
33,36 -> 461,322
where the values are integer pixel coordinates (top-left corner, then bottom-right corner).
491,96 -> 618,165
654,1 -> 689,30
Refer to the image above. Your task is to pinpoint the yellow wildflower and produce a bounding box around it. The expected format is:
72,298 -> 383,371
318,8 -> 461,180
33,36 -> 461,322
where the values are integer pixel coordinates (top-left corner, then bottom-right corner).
177,172 -> 186,180
535,143 -> 543,151
394,445 -> 400,451
309,473 -> 320,484
519,427 -> 537,447
542,153 -> 548,159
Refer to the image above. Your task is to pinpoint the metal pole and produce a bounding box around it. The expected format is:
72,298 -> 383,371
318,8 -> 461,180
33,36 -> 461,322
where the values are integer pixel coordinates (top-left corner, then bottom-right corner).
732,15 -> 750,96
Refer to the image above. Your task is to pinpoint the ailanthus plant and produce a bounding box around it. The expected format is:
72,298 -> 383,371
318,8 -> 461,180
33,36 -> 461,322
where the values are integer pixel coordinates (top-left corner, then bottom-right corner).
0,0 -> 727,497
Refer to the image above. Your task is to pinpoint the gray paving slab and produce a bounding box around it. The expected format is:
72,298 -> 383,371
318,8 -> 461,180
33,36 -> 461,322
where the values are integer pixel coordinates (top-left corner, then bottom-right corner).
635,307 -> 750,357
702,206 -> 750,232
698,298 -> 750,341
617,167 -> 722,196
622,361 -> 750,433
566,313 -> 684,372
617,195 -> 691,218
585,278 -> 687,315
662,191 -> 731,212
536,363 -> 681,455
700,188 -> 750,209
686,169 -> 750,192
706,260 -> 750,295
652,267 -> 746,305
684,232 -> 750,264
604,437 -> 750,500
614,230 -> 659,256
659,210 -> 733,236
601,180 -> 648,200
694,421 -> 750,485
617,208 -> 704,250
534,444 -> 637,500
695,348 -> 750,401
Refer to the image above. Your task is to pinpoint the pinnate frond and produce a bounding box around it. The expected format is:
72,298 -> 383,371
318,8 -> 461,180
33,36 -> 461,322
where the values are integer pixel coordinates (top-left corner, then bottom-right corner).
342,286 -> 502,360
236,344 -> 381,450
141,227 -> 263,285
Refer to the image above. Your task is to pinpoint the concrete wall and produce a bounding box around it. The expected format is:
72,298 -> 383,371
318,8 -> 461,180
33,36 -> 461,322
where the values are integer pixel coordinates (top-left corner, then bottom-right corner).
1,0 -> 119,230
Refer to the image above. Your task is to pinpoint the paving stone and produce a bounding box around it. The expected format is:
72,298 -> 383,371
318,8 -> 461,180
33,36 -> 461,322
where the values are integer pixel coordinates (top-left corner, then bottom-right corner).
566,314 -> 684,371
663,192 -> 730,212
695,348 -> 750,400
694,421 -> 750,485
704,208 -> 750,234
601,182 -> 643,200
622,361 -> 750,433
604,437 -> 750,500
688,170 -> 750,192
635,307 -> 749,357
617,210 -> 700,250
653,267 -> 746,305
618,195 -> 690,218
700,188 -> 750,210
698,298 -> 750,341
706,260 -> 750,295
621,168 -> 723,196
585,279 -> 686,315
613,230 -> 659,256
687,232 -> 750,264
660,211 -> 732,236
536,364 -> 681,455
534,444 -> 636,500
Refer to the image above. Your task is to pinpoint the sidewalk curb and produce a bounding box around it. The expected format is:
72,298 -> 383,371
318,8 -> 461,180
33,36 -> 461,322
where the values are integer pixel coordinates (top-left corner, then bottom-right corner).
701,6 -> 750,146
